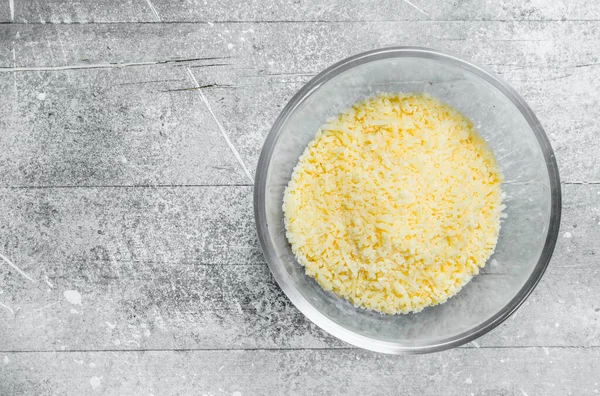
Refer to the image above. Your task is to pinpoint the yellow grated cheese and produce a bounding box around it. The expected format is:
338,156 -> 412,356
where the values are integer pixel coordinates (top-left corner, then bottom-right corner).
283,93 -> 503,315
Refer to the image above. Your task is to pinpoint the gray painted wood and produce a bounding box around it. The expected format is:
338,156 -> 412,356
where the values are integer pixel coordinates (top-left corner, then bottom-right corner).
0,184 -> 597,351
1,22 -> 599,182
1,348 -> 600,395
0,1 -> 9,23
0,1 -> 598,394
11,0 -> 600,23
0,67 -> 249,187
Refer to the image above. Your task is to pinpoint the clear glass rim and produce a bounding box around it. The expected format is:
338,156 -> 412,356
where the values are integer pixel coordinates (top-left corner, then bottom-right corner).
254,46 -> 562,354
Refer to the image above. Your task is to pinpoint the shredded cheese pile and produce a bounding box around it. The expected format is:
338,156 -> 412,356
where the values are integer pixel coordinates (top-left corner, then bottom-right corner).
283,93 -> 503,314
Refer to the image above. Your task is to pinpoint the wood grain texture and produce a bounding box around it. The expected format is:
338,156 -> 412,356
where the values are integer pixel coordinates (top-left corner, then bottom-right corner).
0,1 -> 10,23
1,22 -> 598,183
11,0 -> 600,23
1,348 -> 600,395
0,184 -> 597,351
0,66 -> 250,187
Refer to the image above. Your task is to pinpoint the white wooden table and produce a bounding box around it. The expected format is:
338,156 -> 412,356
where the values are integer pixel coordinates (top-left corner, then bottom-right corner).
0,1 -> 599,394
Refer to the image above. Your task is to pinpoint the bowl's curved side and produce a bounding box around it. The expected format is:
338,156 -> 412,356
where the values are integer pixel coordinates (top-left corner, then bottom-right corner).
254,47 -> 562,354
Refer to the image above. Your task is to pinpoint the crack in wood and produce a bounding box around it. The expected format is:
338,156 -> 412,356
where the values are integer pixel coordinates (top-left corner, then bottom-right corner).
0,57 -> 231,73
159,84 -> 236,92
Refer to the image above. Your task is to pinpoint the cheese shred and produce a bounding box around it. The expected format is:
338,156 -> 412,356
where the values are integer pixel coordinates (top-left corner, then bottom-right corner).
283,93 -> 503,314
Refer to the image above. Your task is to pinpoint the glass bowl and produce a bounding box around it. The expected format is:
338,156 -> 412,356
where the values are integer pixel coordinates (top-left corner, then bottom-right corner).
254,47 -> 561,354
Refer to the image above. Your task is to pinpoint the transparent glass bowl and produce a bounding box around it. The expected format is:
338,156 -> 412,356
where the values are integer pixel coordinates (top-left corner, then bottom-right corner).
254,47 -> 561,354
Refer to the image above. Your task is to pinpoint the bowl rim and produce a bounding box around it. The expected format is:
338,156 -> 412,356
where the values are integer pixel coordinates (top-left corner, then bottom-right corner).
253,46 -> 562,354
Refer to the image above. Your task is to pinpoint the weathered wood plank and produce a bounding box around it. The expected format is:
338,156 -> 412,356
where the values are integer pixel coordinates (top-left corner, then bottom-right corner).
14,0 -> 155,24
0,1 -> 10,23
0,187 -> 261,272
197,67 -> 600,182
12,0 -> 600,23
1,22 -> 598,184
0,184 -> 596,351
5,22 -> 600,69
0,66 -> 250,187
0,264 -> 340,351
1,265 -> 598,351
1,348 -> 599,395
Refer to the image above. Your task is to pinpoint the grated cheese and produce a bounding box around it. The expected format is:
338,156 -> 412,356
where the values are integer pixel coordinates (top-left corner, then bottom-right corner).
283,93 -> 503,315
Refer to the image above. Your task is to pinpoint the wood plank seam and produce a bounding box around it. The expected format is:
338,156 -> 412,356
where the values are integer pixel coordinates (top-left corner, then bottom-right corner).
4,19 -> 600,24
2,345 -> 599,354
0,57 -> 229,72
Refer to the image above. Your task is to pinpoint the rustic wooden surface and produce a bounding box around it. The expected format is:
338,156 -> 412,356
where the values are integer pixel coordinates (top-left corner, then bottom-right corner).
1,1 -> 599,395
